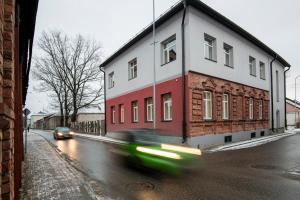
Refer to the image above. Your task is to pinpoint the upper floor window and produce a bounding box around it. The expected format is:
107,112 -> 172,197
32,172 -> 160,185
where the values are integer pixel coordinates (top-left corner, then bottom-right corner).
111,106 -> 116,124
108,72 -> 115,88
162,35 -> 176,65
146,97 -> 153,122
203,91 -> 212,120
132,101 -> 138,122
249,56 -> 256,76
204,33 -> 217,61
128,58 -> 137,80
163,94 -> 172,121
223,43 -> 233,67
249,98 -> 254,119
259,100 -> 263,120
222,94 -> 229,120
119,104 -> 125,123
260,62 -> 266,80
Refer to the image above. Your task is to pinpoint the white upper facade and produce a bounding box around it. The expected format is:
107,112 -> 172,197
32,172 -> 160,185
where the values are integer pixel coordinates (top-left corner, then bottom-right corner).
103,2 -> 288,102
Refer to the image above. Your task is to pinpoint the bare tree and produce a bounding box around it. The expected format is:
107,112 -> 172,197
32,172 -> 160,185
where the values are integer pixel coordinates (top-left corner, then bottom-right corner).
34,30 -> 103,125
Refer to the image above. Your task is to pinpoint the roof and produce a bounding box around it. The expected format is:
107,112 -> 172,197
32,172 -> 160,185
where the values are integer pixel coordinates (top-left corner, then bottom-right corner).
100,0 -> 290,68
31,111 -> 48,116
286,98 -> 300,109
77,105 -> 103,115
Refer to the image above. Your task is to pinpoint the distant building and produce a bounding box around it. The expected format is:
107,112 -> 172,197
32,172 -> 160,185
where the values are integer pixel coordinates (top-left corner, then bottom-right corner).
76,105 -> 104,123
30,111 -> 48,128
286,98 -> 300,126
101,0 -> 290,148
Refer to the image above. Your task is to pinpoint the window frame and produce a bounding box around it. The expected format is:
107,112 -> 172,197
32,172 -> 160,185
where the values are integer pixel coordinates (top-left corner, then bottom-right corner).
119,104 -> 125,123
128,58 -> 137,80
162,94 -> 172,121
249,56 -> 256,77
111,106 -> 116,124
249,98 -> 254,120
223,43 -> 233,68
108,72 -> 115,89
203,91 -> 213,120
222,94 -> 229,120
132,101 -> 138,123
259,61 -> 266,80
204,33 -> 217,62
259,100 -> 263,120
146,97 -> 153,122
161,35 -> 176,65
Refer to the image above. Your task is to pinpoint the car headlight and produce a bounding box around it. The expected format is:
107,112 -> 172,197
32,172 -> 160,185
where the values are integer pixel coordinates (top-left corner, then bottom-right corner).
58,132 -> 63,136
70,131 -> 75,135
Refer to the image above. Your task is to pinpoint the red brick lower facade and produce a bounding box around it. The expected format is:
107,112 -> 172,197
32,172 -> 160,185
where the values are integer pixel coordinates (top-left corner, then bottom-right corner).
106,72 -> 269,143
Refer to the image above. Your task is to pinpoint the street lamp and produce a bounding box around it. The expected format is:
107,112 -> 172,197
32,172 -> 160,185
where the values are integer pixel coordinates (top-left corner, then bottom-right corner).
294,75 -> 300,126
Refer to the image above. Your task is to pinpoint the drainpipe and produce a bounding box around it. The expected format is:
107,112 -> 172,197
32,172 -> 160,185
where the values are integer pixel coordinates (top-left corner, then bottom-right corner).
181,0 -> 187,143
270,55 -> 277,132
99,66 -> 107,136
284,65 -> 291,129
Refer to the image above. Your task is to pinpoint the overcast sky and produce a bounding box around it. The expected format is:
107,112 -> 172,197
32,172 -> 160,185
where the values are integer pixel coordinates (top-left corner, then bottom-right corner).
26,0 -> 300,114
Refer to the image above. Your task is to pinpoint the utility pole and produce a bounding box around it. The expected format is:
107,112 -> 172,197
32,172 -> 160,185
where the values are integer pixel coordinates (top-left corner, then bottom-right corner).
295,75 -> 300,126
152,0 -> 156,129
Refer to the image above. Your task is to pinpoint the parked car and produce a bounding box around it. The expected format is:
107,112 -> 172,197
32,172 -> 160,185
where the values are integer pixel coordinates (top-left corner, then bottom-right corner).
109,129 -> 202,175
53,127 -> 75,140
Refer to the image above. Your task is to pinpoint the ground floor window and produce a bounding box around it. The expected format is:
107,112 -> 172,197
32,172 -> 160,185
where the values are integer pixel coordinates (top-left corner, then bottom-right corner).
259,100 -> 263,120
146,97 -> 153,122
120,104 -> 124,123
222,94 -> 229,120
249,98 -> 254,119
203,91 -> 212,120
163,94 -> 172,121
111,106 -> 115,124
132,101 -> 138,122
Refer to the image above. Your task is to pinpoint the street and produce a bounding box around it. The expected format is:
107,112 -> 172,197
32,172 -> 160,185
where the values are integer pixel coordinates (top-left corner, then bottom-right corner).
32,130 -> 300,200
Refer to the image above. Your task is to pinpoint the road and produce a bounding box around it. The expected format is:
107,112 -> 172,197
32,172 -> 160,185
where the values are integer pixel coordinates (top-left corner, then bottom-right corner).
33,130 -> 300,200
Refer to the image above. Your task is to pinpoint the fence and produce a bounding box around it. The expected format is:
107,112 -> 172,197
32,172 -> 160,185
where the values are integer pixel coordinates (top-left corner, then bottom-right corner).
71,120 -> 105,135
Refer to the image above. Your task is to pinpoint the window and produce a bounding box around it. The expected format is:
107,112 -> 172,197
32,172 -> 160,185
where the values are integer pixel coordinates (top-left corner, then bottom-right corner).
146,97 -> 153,122
203,91 -> 212,120
276,70 -> 279,102
132,101 -> 138,122
111,106 -> 115,124
249,56 -> 256,76
162,35 -> 176,65
120,104 -> 124,123
259,100 -> 263,120
223,43 -> 233,67
163,94 -> 172,121
222,94 -> 229,120
204,33 -> 216,61
128,58 -> 137,80
249,98 -> 253,119
259,62 -> 265,80
108,72 -> 115,88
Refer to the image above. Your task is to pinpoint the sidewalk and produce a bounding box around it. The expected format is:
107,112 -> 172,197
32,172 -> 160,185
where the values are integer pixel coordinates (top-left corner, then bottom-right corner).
20,132 -> 95,200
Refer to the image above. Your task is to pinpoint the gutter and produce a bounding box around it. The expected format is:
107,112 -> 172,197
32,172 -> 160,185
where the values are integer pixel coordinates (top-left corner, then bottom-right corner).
99,67 -> 107,136
284,65 -> 291,129
181,0 -> 187,143
270,55 -> 277,132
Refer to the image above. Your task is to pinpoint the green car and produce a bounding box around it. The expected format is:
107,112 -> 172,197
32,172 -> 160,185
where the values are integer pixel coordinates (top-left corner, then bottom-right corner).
110,129 -> 202,175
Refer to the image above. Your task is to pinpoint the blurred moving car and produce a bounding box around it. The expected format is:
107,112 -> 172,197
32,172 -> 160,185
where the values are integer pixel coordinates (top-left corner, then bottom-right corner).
109,129 -> 202,175
53,127 -> 75,140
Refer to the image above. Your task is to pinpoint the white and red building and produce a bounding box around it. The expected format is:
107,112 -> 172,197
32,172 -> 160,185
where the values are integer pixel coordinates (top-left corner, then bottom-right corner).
100,0 -> 290,148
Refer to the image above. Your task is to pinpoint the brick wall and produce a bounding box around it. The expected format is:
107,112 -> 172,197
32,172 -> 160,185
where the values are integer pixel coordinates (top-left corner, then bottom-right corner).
188,71 -> 269,136
0,0 -> 19,199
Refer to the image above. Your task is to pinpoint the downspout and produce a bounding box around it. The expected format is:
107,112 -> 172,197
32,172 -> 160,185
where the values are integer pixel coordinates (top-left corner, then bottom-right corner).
270,55 -> 277,132
284,65 -> 291,129
99,66 -> 107,136
181,0 -> 187,143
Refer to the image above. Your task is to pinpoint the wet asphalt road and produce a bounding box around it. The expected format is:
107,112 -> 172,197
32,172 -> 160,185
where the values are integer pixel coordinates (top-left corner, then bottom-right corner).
33,130 -> 300,200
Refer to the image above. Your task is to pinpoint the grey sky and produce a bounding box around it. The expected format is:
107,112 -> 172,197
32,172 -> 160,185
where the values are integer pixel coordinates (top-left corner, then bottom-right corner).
26,0 -> 300,114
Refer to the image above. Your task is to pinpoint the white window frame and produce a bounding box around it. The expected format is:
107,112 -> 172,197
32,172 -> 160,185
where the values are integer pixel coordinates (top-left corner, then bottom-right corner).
163,94 -> 172,121
203,91 -> 213,120
146,97 -> 153,122
222,94 -> 229,120
223,43 -> 233,67
111,106 -> 116,124
259,62 -> 266,80
249,56 -> 256,76
108,72 -> 115,88
204,34 -> 216,61
259,100 -> 263,120
162,35 -> 176,65
132,101 -> 138,122
249,98 -> 254,120
120,104 -> 125,123
128,58 -> 137,80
